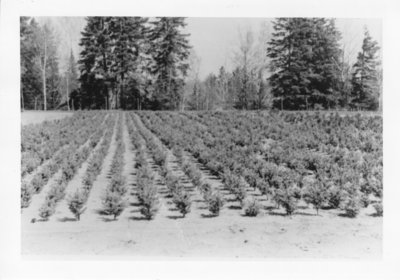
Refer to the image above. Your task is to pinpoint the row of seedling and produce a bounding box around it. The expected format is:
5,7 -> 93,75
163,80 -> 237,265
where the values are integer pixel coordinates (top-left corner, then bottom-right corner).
35,115 -> 116,221
179,151 -> 225,217
126,114 -> 160,220
100,114 -> 128,220
21,111 -> 105,177
221,169 -> 262,216
21,114 -> 108,209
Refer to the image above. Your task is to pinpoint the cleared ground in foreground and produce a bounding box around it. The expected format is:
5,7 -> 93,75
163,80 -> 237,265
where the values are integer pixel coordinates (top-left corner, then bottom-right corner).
21,110 -> 382,258
22,207 -> 381,258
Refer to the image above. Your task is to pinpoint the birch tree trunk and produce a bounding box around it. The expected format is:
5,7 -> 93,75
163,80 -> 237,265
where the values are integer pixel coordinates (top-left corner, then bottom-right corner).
42,33 -> 47,111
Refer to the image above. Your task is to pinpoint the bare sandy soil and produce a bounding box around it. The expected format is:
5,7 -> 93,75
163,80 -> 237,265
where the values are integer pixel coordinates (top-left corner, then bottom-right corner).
21,111 -> 74,126
21,206 -> 381,258
21,112 -> 382,258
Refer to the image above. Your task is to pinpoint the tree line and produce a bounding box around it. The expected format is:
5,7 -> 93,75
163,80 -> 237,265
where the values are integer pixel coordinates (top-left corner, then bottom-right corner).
20,17 -> 79,111
20,17 -> 381,111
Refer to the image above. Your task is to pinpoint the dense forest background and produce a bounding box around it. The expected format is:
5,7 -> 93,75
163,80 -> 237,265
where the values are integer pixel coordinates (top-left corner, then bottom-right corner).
20,17 -> 382,111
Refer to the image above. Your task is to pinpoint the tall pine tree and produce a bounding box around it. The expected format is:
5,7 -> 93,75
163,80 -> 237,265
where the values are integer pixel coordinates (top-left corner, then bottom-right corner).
79,17 -> 148,109
148,17 -> 191,110
63,49 -> 79,110
350,28 -> 380,110
20,17 -> 42,110
79,17 -> 113,109
267,18 -> 342,110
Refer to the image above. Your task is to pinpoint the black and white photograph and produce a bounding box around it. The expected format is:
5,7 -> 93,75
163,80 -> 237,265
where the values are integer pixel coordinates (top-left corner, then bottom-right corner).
1,0 -> 400,279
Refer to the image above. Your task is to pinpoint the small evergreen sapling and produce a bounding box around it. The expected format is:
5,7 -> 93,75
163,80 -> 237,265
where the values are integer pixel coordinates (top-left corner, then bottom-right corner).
173,191 -> 191,217
206,192 -> 225,216
38,198 -> 56,221
326,185 -> 344,209
139,184 -> 159,220
373,202 -> 383,216
68,189 -> 87,221
272,170 -> 300,215
21,181 -> 33,208
243,197 -> 262,217
101,190 -> 127,220
302,177 -> 328,215
340,182 -> 362,218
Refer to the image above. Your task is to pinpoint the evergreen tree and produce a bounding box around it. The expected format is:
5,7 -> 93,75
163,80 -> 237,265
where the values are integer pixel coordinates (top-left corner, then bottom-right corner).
216,66 -> 229,109
79,17 -> 113,109
148,17 -> 191,110
350,28 -> 380,110
62,49 -> 79,110
107,17 -> 149,109
267,18 -> 342,110
20,17 -> 42,110
78,17 -> 148,109
116,17 -> 150,110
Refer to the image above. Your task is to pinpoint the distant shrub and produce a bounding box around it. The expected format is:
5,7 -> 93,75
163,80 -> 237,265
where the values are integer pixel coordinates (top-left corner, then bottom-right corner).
166,173 -> 180,195
31,175 -> 44,193
326,185 -> 344,209
82,172 -> 96,188
199,182 -> 212,197
190,169 -> 203,188
68,190 -> 87,221
153,148 -> 167,167
40,164 -> 53,182
108,174 -> 127,196
173,191 -> 191,217
21,181 -> 33,208
206,192 -> 225,216
257,179 -> 270,198
101,190 -> 126,220
360,193 -> 370,208
340,183 -> 362,218
138,181 -> 159,220
373,202 -> 383,216
46,180 -> 67,202
244,170 -> 258,190
234,185 -> 247,205
172,147 -> 183,163
23,156 -> 41,175
227,176 -> 248,205
302,177 -> 328,215
140,196 -> 159,220
274,185 -> 301,216
38,198 -> 56,221
243,197 -> 262,217
159,162 -> 169,178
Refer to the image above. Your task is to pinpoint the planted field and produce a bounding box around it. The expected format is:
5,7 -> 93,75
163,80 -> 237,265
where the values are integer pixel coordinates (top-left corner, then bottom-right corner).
21,111 -> 382,257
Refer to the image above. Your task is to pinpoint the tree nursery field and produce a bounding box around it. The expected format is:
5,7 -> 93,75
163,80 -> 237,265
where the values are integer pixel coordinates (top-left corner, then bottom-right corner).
21,111 -> 382,258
